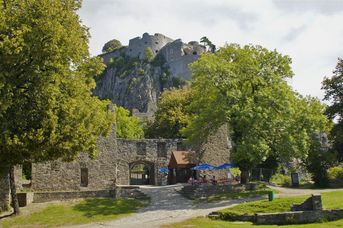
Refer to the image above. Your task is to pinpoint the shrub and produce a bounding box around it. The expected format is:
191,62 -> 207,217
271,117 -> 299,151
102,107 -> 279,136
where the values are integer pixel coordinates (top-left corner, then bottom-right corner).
270,173 -> 291,187
328,166 -> 343,182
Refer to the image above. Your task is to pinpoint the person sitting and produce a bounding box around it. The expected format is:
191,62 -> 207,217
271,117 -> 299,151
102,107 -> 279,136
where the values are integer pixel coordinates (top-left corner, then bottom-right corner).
211,175 -> 217,185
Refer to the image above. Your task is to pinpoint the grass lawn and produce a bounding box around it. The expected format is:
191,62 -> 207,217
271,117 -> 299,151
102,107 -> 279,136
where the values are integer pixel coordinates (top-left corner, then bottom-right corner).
164,190 -> 343,228
0,198 -> 147,228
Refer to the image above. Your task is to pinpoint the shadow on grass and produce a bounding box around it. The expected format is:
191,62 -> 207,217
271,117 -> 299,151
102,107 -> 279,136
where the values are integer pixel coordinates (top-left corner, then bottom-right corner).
73,198 -> 144,218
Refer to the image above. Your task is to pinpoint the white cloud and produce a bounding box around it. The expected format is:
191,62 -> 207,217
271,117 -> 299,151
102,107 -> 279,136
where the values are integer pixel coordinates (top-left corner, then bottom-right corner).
78,0 -> 343,100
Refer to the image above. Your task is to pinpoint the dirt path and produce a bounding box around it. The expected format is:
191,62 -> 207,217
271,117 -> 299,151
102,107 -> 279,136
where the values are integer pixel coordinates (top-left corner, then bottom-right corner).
68,184 -> 265,228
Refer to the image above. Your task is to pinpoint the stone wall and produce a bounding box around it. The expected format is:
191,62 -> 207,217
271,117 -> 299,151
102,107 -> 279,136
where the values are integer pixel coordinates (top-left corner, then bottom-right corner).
33,190 -> 115,203
126,33 -> 173,60
0,167 -> 10,212
198,124 -> 232,180
159,39 -> 205,81
116,138 -> 182,185
30,132 -> 183,191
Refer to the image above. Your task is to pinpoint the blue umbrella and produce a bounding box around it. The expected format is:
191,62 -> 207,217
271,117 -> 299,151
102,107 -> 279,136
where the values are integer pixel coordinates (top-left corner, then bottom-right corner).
214,163 -> 237,170
192,164 -> 216,170
159,167 -> 169,174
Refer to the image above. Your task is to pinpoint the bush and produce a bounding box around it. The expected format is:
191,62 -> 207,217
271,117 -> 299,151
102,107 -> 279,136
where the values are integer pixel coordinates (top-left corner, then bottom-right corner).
328,166 -> 343,182
270,173 -> 291,187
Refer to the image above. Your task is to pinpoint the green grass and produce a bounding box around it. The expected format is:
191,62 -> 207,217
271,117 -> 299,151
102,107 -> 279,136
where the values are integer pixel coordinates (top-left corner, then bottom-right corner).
219,190 -> 343,216
0,198 -> 147,228
163,217 -> 343,228
165,190 -> 343,228
205,189 -> 271,202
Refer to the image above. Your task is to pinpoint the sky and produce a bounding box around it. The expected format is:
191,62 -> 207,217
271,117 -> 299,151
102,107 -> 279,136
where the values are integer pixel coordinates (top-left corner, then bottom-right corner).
78,0 -> 343,100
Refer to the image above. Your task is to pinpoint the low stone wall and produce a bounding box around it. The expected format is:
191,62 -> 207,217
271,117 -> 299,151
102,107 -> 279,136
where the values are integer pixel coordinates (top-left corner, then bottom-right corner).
180,184 -> 244,200
33,190 -> 115,203
256,209 -> 343,225
210,209 -> 343,225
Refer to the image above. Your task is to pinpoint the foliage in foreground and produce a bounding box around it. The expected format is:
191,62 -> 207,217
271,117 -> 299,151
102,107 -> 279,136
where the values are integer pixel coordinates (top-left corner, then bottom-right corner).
0,198 -> 146,228
322,58 -> 343,162
269,173 -> 292,187
183,44 -> 331,184
145,87 -> 193,139
114,105 -> 144,139
0,0 -> 115,214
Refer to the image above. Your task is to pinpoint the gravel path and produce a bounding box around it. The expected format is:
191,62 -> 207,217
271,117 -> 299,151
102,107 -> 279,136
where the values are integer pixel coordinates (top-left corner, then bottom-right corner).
269,185 -> 343,197
68,184 -> 265,228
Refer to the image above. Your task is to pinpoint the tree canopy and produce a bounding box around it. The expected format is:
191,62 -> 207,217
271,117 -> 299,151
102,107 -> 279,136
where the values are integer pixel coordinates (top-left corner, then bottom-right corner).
114,105 -> 144,139
183,44 -> 330,180
102,39 -> 122,53
322,58 -> 343,162
0,0 -> 116,213
145,87 -> 193,139
0,0 -> 115,166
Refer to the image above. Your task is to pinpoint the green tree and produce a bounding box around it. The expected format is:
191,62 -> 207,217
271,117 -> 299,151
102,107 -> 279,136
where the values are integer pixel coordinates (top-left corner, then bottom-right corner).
200,36 -> 216,53
145,87 -> 193,138
0,0 -> 115,214
322,58 -> 343,162
114,105 -> 144,139
102,39 -> 122,53
144,47 -> 154,62
183,44 -> 330,183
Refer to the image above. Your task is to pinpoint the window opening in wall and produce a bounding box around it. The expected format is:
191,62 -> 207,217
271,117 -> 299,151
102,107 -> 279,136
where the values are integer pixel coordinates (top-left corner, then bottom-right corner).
157,142 -> 167,158
22,162 -> 32,180
155,41 -> 158,44
155,50 -> 158,53
136,142 -> 147,155
192,51 -> 197,55
80,168 -> 88,187
177,142 -> 186,151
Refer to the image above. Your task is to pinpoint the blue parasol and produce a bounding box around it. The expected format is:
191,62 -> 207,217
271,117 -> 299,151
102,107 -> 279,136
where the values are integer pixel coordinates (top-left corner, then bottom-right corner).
214,163 -> 237,170
191,164 -> 216,170
159,167 -> 169,174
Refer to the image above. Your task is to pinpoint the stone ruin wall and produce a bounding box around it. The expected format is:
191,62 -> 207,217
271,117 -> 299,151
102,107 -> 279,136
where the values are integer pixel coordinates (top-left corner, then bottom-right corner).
197,124 -> 232,180
30,134 -> 184,191
126,33 -> 173,59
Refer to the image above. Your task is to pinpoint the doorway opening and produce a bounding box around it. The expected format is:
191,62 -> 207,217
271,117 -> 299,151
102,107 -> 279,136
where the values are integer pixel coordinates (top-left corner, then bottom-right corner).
129,161 -> 154,185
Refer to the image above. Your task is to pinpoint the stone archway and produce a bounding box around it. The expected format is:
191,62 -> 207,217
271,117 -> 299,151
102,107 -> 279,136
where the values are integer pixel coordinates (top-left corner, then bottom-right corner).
129,161 -> 155,185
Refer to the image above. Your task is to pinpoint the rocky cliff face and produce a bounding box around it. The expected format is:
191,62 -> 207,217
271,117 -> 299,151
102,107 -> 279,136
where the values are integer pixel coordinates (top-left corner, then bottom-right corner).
93,33 -> 206,119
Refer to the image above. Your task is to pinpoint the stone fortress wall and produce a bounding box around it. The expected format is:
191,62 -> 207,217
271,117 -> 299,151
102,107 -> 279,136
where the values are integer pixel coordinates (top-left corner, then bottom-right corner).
100,33 -> 206,81
26,125 -> 230,192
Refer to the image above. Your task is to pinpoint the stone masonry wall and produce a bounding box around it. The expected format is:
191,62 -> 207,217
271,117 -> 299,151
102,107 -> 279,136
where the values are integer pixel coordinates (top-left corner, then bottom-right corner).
198,124 -> 232,180
31,132 -> 117,191
116,139 -> 182,185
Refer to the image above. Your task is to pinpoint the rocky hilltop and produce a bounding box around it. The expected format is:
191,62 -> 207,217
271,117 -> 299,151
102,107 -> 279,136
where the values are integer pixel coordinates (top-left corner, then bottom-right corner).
93,33 -> 206,120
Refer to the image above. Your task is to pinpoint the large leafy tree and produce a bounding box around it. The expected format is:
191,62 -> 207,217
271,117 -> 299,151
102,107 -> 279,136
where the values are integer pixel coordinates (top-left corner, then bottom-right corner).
145,87 -> 193,139
114,105 -> 144,139
183,44 -> 330,183
322,58 -> 343,162
0,0 -> 115,214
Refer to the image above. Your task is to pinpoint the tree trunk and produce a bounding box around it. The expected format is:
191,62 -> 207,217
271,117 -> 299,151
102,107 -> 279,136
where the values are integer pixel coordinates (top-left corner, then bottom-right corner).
240,170 -> 250,184
9,165 -> 20,215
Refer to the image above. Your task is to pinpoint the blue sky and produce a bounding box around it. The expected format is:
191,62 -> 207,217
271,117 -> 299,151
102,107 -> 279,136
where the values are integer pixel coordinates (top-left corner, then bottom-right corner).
78,0 -> 343,100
